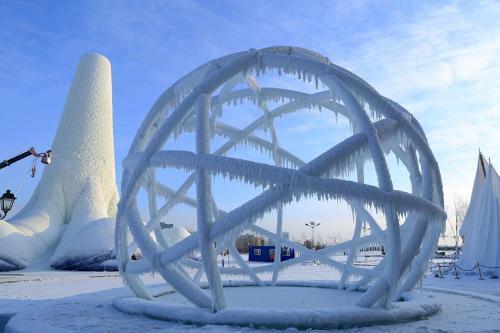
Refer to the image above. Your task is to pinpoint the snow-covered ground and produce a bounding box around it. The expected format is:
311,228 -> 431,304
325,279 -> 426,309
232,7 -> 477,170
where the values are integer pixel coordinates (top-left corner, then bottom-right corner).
1,259 -> 500,333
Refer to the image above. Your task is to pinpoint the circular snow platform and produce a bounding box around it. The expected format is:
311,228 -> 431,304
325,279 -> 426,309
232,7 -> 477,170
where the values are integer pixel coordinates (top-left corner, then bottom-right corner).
114,281 -> 441,330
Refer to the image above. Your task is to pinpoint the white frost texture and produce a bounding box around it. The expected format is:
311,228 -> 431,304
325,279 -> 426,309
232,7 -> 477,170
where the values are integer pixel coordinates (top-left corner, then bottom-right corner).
0,53 -> 119,271
116,46 -> 446,324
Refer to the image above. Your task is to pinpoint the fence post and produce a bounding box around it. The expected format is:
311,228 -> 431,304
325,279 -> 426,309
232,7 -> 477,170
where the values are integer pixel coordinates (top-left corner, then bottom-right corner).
477,262 -> 484,280
438,263 -> 443,278
453,262 -> 460,279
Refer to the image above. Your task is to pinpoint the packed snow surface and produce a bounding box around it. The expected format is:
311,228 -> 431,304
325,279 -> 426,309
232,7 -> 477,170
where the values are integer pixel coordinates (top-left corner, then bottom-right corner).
1,262 -> 500,332
157,285 -> 361,308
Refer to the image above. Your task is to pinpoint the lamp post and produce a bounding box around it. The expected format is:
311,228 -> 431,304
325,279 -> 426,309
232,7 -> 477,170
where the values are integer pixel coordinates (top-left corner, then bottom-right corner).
0,190 -> 16,219
305,221 -> 320,250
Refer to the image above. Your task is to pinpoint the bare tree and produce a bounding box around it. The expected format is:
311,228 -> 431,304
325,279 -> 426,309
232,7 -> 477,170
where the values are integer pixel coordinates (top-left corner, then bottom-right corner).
449,196 -> 468,256
234,234 -> 266,253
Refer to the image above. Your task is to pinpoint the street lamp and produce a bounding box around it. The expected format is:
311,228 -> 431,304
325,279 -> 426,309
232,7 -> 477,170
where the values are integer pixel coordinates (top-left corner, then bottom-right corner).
305,221 -> 320,250
0,190 -> 16,219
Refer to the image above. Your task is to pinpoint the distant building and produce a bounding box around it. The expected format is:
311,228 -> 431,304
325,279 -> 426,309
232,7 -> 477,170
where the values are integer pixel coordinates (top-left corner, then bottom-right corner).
248,245 -> 295,262
235,233 -> 267,253
282,231 -> 290,240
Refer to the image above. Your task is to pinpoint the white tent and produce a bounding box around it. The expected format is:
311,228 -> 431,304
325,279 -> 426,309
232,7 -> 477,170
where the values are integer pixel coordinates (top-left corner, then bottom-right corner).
459,152 -> 488,240
458,152 -> 500,273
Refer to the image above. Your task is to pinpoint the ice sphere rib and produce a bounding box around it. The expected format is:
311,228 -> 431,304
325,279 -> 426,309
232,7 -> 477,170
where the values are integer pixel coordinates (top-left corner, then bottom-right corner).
195,94 -> 226,311
116,46 -> 445,315
0,53 -> 119,272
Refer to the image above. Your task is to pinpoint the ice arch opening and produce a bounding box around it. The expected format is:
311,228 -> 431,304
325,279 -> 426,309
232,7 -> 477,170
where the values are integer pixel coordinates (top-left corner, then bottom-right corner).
115,46 -> 446,326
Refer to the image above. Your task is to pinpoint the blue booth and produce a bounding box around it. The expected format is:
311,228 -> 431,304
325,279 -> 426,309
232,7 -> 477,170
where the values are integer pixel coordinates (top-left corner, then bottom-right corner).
248,245 -> 295,262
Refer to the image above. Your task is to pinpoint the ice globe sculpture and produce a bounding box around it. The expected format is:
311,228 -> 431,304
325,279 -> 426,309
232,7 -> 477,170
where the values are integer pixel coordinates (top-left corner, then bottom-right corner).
115,46 -> 446,328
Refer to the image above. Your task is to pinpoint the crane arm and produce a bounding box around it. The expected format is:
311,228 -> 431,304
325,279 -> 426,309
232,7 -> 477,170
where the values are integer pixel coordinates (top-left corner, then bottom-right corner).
0,147 -> 51,170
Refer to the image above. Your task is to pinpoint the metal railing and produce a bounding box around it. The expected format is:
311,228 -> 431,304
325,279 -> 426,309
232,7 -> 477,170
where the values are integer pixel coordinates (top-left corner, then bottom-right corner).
429,261 -> 500,280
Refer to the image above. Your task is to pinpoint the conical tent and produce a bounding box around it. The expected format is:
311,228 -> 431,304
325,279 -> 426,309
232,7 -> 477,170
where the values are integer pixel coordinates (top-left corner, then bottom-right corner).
459,154 -> 500,273
459,152 -> 488,240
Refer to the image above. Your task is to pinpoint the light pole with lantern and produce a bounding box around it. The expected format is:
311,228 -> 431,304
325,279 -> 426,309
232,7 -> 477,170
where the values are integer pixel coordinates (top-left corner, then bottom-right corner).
0,190 -> 16,219
305,221 -> 321,250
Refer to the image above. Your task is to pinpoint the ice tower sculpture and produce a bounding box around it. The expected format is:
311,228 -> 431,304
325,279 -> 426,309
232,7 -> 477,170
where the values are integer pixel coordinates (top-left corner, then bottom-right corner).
0,53 -> 119,271
115,47 -> 446,328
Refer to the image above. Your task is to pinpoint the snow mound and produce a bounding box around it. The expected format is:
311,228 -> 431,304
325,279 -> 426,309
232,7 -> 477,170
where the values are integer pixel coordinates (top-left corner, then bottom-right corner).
160,226 -> 191,246
114,282 -> 441,329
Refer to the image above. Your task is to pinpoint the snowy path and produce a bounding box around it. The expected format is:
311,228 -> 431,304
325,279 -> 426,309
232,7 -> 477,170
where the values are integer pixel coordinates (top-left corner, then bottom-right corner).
425,275 -> 500,298
1,268 -> 500,332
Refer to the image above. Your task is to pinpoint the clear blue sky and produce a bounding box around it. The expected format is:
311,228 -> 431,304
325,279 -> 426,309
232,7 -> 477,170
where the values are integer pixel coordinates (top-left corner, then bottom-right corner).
1,1 -> 499,243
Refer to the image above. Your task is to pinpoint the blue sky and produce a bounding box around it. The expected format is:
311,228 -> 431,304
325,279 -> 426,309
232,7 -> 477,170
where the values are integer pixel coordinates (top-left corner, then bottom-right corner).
1,1 -> 499,243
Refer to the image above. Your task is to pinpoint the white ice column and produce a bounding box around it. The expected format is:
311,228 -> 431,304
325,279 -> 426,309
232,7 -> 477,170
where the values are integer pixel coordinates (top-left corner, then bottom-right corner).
271,206 -> 283,285
196,93 -> 226,312
0,53 -> 119,271
49,53 -> 119,268
339,162 -> 365,289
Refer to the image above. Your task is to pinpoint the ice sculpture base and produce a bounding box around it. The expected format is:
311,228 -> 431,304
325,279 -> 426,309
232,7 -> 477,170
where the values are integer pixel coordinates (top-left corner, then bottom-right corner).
0,259 -> 22,272
114,282 -> 440,329
50,252 -> 117,271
